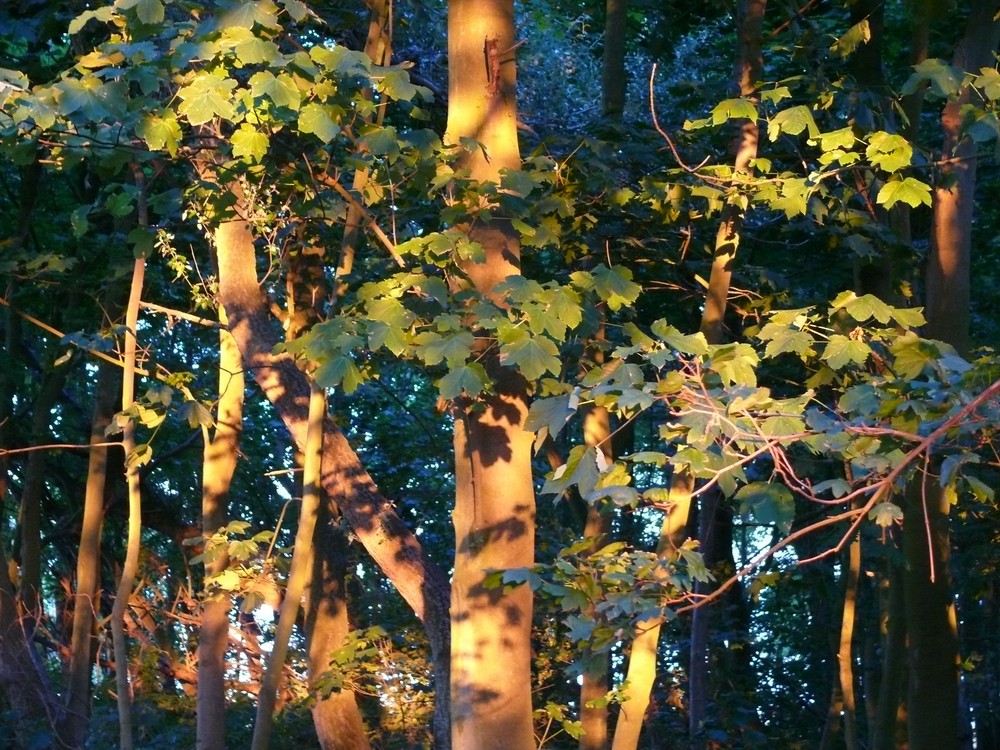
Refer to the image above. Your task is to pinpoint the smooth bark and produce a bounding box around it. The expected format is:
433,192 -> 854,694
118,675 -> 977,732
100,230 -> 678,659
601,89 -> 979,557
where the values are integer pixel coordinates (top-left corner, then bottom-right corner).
197,306 -> 244,750
446,3 -> 536,750
61,363 -> 118,749
602,0 -> 628,119
211,195 -> 452,747
251,384 -> 326,750
836,517 -> 862,750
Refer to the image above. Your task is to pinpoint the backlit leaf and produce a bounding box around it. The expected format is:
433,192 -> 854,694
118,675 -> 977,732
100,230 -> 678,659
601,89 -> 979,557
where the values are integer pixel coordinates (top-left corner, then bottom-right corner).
876,177 -> 932,209
230,124 -> 269,161
298,102 -> 340,142
736,482 -> 794,533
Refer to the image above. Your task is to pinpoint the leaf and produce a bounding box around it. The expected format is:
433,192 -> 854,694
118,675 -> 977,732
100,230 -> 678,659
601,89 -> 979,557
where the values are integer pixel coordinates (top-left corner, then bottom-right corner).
591,266 -> 641,311
869,502 -> 903,528
438,364 -> 487,400
830,19 -> 870,58
136,110 -> 182,156
210,569 -> 242,591
413,330 -> 474,368
69,6 -> 117,34
298,102 -> 340,143
822,334 -> 871,369
889,331 -> 938,378
760,416 -> 805,438
231,124 -> 269,161
708,343 -> 759,387
117,0 -> 164,24
816,127 -> 856,151
314,355 -> 364,393
248,71 -> 301,110
769,105 -> 819,141
177,72 -> 238,125
525,394 -> 577,445
901,58 -> 963,98
650,321 -> 709,356
180,401 -> 215,429
710,97 -> 758,125
380,69 -> 419,101
866,131 -> 913,173
127,226 -> 156,259
543,445 -> 602,498
500,335 -> 562,381
281,0 -> 309,21
736,482 -> 794,533
876,177 -> 932,209
127,443 -> 153,469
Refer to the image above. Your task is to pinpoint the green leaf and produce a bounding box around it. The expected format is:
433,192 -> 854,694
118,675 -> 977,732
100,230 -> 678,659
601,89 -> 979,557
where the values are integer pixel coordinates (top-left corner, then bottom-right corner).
760,86 -> 791,106
901,58 -> 963,98
769,105 -> 819,141
413,330 -> 474,368
438,363 -> 488,399
314,355 -> 364,393
230,124 -> 269,162
500,335 -> 562,381
710,97 -> 758,125
869,502 -> 903,528
525,393 -> 577,444
736,482 -> 794,533
830,19 -> 870,58
876,177 -> 932,209
127,226 -> 156,259
136,110 -> 182,156
281,0 -> 309,21
249,71 -> 301,110
177,71 -> 238,125
298,102 -> 340,143
379,69 -> 418,101
708,343 -> 759,387
69,6 -> 117,34
866,131 -> 913,173
822,334 -> 871,369
760,416 -> 805,438
889,332 -> 938,378
118,0 -> 165,24
816,127 -> 856,151
650,321 -> 709,356
590,266 -> 641,311
831,291 -> 895,324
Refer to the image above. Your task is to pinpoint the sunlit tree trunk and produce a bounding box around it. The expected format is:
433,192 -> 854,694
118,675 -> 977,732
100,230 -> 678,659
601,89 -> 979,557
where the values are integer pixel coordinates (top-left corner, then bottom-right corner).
906,6 -> 1000,750
579,405 -> 612,750
110,247 -> 146,750
836,512 -> 862,750
872,560 -> 907,750
197,306 -> 244,750
610,479 -> 692,750
61,363 -> 118,749
445,3 -> 535,750
211,186 -> 452,742
687,4 -> 765,747
251,383 -> 326,750
602,0 -> 628,119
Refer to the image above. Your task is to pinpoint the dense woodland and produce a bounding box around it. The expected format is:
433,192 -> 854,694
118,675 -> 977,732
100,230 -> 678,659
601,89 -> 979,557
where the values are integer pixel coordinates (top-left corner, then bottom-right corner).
3,1 -> 1000,748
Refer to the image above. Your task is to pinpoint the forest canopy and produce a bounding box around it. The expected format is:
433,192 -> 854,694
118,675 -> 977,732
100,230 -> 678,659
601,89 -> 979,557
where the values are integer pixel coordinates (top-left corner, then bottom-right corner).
2,1 -> 1000,749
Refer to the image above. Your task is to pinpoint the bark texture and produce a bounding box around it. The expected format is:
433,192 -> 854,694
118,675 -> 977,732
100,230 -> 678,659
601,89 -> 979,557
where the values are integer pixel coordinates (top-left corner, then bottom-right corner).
602,0 -> 628,119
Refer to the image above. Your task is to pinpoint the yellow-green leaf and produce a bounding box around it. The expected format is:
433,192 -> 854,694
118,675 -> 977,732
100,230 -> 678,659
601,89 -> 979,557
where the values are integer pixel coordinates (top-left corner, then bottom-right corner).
230,124 -> 269,161
876,177 -> 931,209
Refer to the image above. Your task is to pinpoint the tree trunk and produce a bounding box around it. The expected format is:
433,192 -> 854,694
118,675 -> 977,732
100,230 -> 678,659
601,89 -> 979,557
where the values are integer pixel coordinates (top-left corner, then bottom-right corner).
211,195 -> 452,746
197,306 -> 244,750
445,4 -> 535,750
907,6 -> 1000,749
579,405 -> 613,750
836,515 -> 862,750
610,476 -> 692,750
251,384 -> 327,750
602,0 -> 628,120
110,249 -> 147,750
873,560 -> 907,750
61,363 -> 118,749
305,500 -> 371,750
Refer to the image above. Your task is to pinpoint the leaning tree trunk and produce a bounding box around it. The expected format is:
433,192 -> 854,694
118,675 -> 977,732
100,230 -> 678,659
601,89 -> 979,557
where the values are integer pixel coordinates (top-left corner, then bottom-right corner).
211,187 -> 452,744
196,306 -> 244,750
445,3 -> 536,750
906,4 -> 1000,750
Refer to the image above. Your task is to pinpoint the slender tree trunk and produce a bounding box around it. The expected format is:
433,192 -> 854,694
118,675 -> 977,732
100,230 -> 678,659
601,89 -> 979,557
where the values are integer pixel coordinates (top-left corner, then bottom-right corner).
873,560 -> 907,750
836,515 -> 862,750
579,405 -> 612,750
687,6 -> 766,746
305,500 -> 371,750
251,384 -> 327,750
906,6 -> 1000,750
602,0 -> 628,120
445,3 -> 535,750
110,250 -> 146,750
61,363 -> 118,749
610,477 -> 693,750
197,306 -> 244,750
